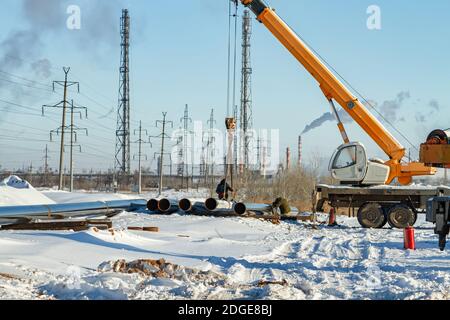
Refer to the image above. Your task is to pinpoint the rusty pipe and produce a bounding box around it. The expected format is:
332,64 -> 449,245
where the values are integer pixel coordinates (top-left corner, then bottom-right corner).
157,198 -> 179,214
204,198 -> 233,211
147,199 -> 159,211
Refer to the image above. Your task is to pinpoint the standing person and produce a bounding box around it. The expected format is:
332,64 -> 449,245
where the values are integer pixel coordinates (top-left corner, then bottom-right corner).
216,179 -> 234,200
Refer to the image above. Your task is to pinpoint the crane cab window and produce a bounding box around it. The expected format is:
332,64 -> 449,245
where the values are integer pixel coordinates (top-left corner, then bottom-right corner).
332,146 -> 357,169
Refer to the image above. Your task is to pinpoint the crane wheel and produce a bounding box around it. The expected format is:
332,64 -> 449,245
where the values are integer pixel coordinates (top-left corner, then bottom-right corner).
357,203 -> 387,229
387,205 -> 415,229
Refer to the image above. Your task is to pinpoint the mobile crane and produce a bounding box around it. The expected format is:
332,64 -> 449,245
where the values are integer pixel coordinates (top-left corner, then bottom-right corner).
239,0 -> 450,229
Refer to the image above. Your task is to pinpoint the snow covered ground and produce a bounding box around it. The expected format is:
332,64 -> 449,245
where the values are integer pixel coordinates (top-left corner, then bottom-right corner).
0,179 -> 449,300
0,176 -> 55,206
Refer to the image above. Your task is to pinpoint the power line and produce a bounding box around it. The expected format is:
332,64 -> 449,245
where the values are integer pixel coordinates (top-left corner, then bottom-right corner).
0,96 -> 117,147
0,76 -> 56,94
1,120 -> 50,133
0,134 -> 49,143
0,69 -> 54,89
0,98 -> 42,112
0,144 -> 47,153
0,108 -> 41,117
0,69 -> 147,128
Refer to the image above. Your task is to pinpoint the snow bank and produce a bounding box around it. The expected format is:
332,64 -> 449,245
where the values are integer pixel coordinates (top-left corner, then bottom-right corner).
0,176 -> 54,207
0,176 -> 31,189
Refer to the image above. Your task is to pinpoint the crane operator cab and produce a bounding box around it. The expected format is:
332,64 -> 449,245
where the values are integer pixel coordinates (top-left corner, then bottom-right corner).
329,142 -> 390,186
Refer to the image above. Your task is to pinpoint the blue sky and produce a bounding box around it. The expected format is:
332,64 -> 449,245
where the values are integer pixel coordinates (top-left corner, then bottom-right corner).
0,0 -> 449,173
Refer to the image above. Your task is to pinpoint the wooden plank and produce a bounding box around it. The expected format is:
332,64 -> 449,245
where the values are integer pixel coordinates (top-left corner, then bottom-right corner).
127,226 -> 144,231
258,279 -> 288,287
187,210 -> 313,223
86,219 -> 113,229
128,226 -> 159,232
143,227 -> 159,232
0,220 -> 112,231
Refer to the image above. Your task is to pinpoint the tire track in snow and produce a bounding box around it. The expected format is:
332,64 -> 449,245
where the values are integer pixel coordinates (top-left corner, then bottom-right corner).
217,223 -> 399,299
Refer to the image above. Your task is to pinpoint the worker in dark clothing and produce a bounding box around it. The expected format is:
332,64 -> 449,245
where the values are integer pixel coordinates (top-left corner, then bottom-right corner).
216,179 -> 234,200
271,197 -> 291,215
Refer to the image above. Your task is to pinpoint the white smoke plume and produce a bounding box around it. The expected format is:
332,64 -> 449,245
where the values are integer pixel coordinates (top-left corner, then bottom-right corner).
301,91 -> 412,135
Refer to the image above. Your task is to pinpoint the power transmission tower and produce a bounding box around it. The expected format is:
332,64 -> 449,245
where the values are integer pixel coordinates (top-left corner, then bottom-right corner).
42,67 -> 79,191
133,121 -> 151,194
50,101 -> 87,192
205,109 -> 217,188
256,137 -> 261,171
255,136 -> 267,173
150,112 -> 173,196
42,145 -> 50,186
240,9 -> 253,171
176,127 -> 183,178
258,137 -> 271,178
43,145 -> 50,173
180,104 -> 192,190
67,101 -> 88,192
262,144 -> 267,179
200,136 -> 206,180
233,105 -> 239,174
115,9 -> 131,183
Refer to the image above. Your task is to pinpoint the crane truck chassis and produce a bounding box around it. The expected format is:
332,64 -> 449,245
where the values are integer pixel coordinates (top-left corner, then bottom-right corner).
314,185 -> 450,229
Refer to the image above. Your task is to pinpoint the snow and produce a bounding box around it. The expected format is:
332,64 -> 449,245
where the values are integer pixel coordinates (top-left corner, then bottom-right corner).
0,177 -> 449,300
0,176 -> 54,206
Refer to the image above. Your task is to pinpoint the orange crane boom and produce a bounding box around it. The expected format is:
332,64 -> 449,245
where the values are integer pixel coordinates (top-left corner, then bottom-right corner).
240,0 -> 436,185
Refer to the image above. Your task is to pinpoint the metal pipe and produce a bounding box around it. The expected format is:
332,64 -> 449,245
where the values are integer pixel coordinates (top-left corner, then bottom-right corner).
234,202 -> 299,215
204,198 -> 233,211
0,199 -> 148,219
147,199 -> 159,211
205,198 -> 218,211
157,198 -> 179,214
233,202 -> 272,215
179,199 -> 210,215
179,198 -> 193,211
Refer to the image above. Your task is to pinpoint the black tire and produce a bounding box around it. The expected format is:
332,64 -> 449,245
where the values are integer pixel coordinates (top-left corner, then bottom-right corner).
411,210 -> 418,226
387,205 -> 415,229
357,203 -> 387,229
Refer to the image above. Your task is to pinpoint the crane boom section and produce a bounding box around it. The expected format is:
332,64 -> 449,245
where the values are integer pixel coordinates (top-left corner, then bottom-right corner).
242,0 -> 405,161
